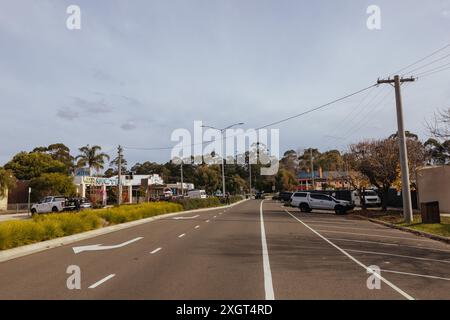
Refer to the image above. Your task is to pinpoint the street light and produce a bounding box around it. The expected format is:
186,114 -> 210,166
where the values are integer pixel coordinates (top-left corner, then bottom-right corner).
201,122 -> 244,197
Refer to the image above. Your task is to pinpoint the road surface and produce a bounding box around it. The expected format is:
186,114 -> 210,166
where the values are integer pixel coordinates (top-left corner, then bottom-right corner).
0,200 -> 449,300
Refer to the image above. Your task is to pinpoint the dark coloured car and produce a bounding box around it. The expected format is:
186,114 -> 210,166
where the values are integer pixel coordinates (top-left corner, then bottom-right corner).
278,192 -> 293,202
255,192 -> 265,199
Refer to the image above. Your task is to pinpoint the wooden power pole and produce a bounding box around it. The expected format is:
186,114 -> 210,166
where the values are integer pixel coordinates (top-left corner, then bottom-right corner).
377,75 -> 415,224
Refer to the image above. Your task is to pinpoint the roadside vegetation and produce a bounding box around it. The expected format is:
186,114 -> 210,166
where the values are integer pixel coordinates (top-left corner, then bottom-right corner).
0,196 -> 243,250
358,210 -> 450,238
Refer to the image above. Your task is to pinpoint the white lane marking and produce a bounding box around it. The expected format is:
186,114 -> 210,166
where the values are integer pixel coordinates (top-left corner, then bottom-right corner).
381,269 -> 450,281
206,220 -> 210,223
73,237 -> 143,254
343,249 -> 450,264
195,225 -> 200,229
150,247 -> 162,254
298,219 -> 360,226
178,233 -> 186,238
308,223 -> 404,233
284,209 -> 414,300
260,200 -> 275,300
213,216 -> 217,218
314,229 -> 432,242
88,274 -> 116,289
328,237 -> 450,253
173,215 -> 200,220
219,212 -> 223,215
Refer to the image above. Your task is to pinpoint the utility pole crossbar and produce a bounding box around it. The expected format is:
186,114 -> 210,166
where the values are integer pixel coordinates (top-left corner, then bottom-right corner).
377,75 -> 416,224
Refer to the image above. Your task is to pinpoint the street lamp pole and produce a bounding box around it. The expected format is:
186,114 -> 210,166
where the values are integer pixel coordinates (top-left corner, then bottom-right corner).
201,122 -> 244,197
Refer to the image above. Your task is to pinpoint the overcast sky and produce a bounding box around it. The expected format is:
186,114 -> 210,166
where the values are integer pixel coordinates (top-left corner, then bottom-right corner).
0,0 -> 449,167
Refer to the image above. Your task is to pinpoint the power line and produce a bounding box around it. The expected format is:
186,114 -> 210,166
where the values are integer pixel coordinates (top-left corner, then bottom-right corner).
417,64 -> 450,78
124,83 -> 377,152
407,52 -> 450,75
390,43 -> 450,76
255,84 -> 377,130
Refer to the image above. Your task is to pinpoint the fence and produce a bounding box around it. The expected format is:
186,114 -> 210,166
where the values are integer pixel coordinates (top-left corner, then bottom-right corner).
6,203 -> 30,213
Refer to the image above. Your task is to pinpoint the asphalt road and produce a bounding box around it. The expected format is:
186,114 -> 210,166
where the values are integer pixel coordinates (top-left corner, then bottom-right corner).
0,199 -> 449,300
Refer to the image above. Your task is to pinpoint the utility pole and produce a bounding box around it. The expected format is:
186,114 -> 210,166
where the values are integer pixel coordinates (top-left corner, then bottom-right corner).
310,148 -> 315,190
377,75 -> 415,224
201,122 -> 244,197
248,158 -> 252,198
180,161 -> 184,197
117,145 -> 123,206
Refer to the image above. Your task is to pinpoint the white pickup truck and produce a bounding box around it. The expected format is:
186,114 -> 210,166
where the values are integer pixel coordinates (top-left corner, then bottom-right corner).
290,192 -> 355,215
30,196 -> 92,215
31,196 -> 68,214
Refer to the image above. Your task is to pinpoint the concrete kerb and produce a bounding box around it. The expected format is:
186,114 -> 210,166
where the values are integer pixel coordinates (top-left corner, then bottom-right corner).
0,198 -> 249,263
354,214 -> 450,245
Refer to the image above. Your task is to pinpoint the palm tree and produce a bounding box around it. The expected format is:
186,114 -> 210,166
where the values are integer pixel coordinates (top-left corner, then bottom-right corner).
75,145 -> 110,176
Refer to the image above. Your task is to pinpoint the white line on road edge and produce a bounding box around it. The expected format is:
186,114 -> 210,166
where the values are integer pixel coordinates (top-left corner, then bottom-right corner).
173,215 -> 200,220
195,225 -> 200,229
314,229 -> 432,242
328,237 -> 450,253
88,274 -> 115,289
284,209 -> 414,300
178,233 -> 186,238
381,269 -> 450,281
343,248 -> 450,264
150,247 -> 162,254
260,201 -> 275,300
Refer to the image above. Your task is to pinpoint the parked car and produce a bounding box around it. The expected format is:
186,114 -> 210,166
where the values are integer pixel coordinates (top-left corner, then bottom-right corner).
351,190 -> 381,207
255,192 -> 265,199
31,196 -> 68,215
187,190 -> 207,199
290,192 -> 354,215
277,192 -> 293,202
31,196 -> 92,215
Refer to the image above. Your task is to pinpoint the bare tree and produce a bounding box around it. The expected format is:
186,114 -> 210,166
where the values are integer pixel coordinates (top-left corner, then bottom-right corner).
427,108 -> 450,140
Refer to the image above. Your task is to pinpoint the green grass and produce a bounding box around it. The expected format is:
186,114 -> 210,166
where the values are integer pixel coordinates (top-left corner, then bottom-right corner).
371,212 -> 450,238
0,196 -> 244,251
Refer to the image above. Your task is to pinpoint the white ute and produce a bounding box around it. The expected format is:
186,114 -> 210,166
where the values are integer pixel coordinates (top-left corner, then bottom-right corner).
290,192 -> 355,215
31,196 -> 67,215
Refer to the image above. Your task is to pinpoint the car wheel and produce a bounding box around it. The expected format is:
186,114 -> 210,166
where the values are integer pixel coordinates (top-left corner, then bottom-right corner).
299,203 -> 310,213
335,206 -> 346,215
31,208 -> 37,216
52,206 -> 59,213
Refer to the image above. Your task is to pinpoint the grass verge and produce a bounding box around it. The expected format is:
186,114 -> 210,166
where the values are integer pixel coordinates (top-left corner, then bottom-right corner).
358,210 -> 450,238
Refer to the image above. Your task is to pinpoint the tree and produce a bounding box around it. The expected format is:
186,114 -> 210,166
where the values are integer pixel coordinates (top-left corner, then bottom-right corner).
4,152 -> 67,180
75,145 -> 110,175
32,143 -> 74,173
316,150 -> 344,171
424,138 -> 450,165
29,173 -> 76,200
350,135 -> 425,211
427,108 -> 450,139
275,168 -> 298,192
0,167 -> 16,198
298,148 -> 321,171
104,156 -> 128,177
193,165 -> 221,194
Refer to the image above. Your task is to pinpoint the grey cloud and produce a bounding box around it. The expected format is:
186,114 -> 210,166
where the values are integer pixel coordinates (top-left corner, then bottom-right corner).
56,108 -> 79,120
72,97 -> 113,114
121,121 -> 137,131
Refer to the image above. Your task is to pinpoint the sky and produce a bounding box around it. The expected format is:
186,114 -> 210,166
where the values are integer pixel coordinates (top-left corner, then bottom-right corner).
0,0 -> 449,167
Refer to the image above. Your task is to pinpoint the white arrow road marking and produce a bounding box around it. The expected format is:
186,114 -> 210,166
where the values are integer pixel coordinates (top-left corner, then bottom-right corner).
72,237 -> 143,254
89,274 -> 115,289
173,215 -> 200,220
